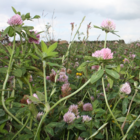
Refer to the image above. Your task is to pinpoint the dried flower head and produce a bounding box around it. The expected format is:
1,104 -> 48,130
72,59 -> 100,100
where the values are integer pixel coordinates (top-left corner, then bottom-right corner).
61,83 -> 71,97
83,103 -> 93,111
36,112 -> 44,121
77,137 -> 83,140
29,31 -> 40,44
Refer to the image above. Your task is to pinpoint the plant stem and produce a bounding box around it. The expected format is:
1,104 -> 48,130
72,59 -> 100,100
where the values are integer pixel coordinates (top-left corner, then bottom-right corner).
62,16 -> 86,64
43,60 -> 47,104
1,34 -> 30,130
23,77 -> 33,96
11,113 -> 31,140
102,77 -> 124,137
121,89 -> 138,130
122,114 -> 140,140
67,130 -> 70,140
104,32 -> 108,48
34,79 -> 91,140
1,34 -> 21,125
85,123 -> 108,140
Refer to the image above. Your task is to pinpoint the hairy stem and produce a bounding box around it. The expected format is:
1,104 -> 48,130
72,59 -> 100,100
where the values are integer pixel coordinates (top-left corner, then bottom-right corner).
11,113 -> 31,140
102,77 -> 124,136
34,79 -> 91,140
121,89 -> 138,130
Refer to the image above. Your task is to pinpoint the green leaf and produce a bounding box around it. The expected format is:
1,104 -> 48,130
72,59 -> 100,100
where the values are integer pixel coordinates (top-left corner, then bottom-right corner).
67,123 -> 75,129
17,78 -> 23,88
116,117 -> 126,122
0,27 -> 10,38
33,15 -> 40,19
29,53 -> 39,60
12,7 -> 17,14
41,40 -> 48,53
25,13 -> 30,19
47,42 -> 58,53
74,124 -> 86,130
0,109 -> 5,117
47,62 -> 62,67
28,96 -> 40,103
36,91 -> 45,101
122,98 -> 129,115
105,69 -> 120,79
13,69 -> 22,77
44,126 -> 54,136
28,104 -> 38,118
16,106 -> 29,117
91,69 -> 104,84
47,51 -> 58,57
8,26 -> 15,37
92,100 -> 99,110
18,134 -> 33,140
0,67 -> 8,73
77,62 -> 87,72
80,132 -> 90,138
107,75 -> 114,88
0,119 -> 9,125
47,122 -> 65,128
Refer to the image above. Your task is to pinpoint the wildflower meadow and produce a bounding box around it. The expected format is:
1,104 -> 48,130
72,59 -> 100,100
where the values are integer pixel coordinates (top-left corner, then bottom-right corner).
1,7 -> 140,140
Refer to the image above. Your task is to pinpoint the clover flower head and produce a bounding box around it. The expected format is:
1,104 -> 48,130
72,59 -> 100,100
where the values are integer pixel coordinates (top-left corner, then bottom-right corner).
101,19 -> 116,31
82,115 -> 92,122
92,48 -> 113,60
63,111 -> 76,123
120,82 -> 131,94
69,104 -> 79,115
7,14 -> 23,26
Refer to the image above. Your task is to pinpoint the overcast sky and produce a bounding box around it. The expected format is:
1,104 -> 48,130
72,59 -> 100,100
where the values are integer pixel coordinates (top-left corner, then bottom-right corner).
1,0 -> 140,43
